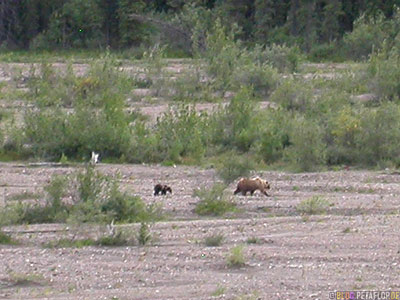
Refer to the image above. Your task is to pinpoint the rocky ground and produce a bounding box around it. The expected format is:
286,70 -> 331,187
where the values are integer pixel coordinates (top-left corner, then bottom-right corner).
1,162 -> 400,299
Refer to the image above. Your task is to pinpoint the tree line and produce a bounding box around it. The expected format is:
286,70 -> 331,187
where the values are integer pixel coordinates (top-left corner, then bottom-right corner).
0,0 -> 398,53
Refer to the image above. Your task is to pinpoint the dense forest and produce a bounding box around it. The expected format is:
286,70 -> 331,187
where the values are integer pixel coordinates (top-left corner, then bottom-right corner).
0,0 -> 398,57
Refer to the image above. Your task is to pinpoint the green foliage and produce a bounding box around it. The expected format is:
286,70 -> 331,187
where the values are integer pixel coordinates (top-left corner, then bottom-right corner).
296,196 -> 330,215
269,79 -> 313,112
368,47 -> 400,100
226,244 -> 246,268
246,237 -> 261,244
354,102 -> 400,166
153,104 -> 208,164
137,222 -> 152,246
204,233 -> 224,247
0,165 -> 161,225
253,44 -> 301,73
252,109 -> 291,164
216,152 -> 254,184
0,230 -> 17,245
22,55 -> 134,161
284,117 -> 327,172
342,13 -> 387,61
33,0 -> 104,49
194,183 -> 236,216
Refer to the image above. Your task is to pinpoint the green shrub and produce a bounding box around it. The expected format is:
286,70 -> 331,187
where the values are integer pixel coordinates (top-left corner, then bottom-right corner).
368,48 -> 400,100
284,116 -> 327,172
194,183 -> 236,216
354,102 -> 400,166
226,244 -> 246,268
269,79 -> 313,112
252,109 -> 291,163
0,165 -> 161,225
253,43 -> 301,73
153,104 -> 208,164
0,230 -> 17,245
216,152 -> 254,184
342,13 -> 386,61
137,222 -> 152,246
232,63 -> 279,98
296,196 -> 330,215
326,105 -> 361,165
209,87 -> 257,152
204,233 -> 224,247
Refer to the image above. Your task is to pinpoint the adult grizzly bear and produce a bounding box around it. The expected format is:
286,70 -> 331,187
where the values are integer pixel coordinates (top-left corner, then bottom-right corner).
234,177 -> 270,196
154,184 -> 172,196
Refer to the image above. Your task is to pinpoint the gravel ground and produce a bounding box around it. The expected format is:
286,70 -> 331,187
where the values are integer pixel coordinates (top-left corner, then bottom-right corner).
1,163 -> 400,299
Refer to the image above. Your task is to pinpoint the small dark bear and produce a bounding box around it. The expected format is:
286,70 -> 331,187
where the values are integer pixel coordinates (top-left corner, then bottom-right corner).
154,184 -> 172,196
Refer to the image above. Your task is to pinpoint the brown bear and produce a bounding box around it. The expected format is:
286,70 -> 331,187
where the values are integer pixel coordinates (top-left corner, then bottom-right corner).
233,177 -> 270,196
154,184 -> 172,196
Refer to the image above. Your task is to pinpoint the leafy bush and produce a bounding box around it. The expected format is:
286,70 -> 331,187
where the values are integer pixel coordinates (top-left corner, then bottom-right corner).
0,165 -> 162,225
354,102 -> 400,166
153,104 -> 208,164
209,87 -> 257,152
342,14 -> 387,61
326,105 -> 361,165
137,222 -> 152,246
232,62 -> 279,98
194,183 -> 236,216
252,109 -> 291,164
204,233 -> 224,247
252,43 -> 301,73
226,244 -> 246,268
216,152 -> 254,184
0,230 -> 17,245
269,79 -> 313,112
284,116 -> 327,172
296,196 -> 330,215
368,48 -> 400,100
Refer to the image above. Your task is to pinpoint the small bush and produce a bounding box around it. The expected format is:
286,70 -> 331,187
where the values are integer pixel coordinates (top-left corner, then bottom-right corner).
368,48 -> 400,100
194,183 -> 236,216
342,14 -> 386,61
284,117 -> 327,172
97,231 -> 131,247
0,230 -> 17,245
43,238 -> 96,248
137,222 -> 152,246
204,233 -> 224,247
0,165 -> 162,225
269,79 -> 313,112
246,237 -> 260,244
226,244 -> 246,268
296,196 -> 330,215
232,62 -> 279,98
253,43 -> 301,73
216,152 -> 255,184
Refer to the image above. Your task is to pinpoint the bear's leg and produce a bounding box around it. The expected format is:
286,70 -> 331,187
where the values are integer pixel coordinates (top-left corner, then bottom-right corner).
250,190 -> 255,196
263,191 -> 270,196
234,188 -> 240,195
241,191 -> 247,196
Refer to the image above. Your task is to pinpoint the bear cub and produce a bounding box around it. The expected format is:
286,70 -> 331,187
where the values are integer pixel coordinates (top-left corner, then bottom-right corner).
154,184 -> 172,196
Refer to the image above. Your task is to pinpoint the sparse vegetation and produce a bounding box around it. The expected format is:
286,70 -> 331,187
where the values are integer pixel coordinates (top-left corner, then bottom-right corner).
204,233 -> 224,247
226,244 -> 246,268
137,222 -> 152,246
0,164 -> 162,225
246,237 -> 261,244
194,183 -> 237,216
296,196 -> 331,215
0,230 -> 17,245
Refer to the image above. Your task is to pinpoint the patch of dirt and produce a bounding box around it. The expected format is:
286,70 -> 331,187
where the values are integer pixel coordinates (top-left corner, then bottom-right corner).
1,162 -> 400,299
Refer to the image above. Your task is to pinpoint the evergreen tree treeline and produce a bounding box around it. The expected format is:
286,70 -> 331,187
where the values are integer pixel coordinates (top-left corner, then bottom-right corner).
0,0 -> 397,51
